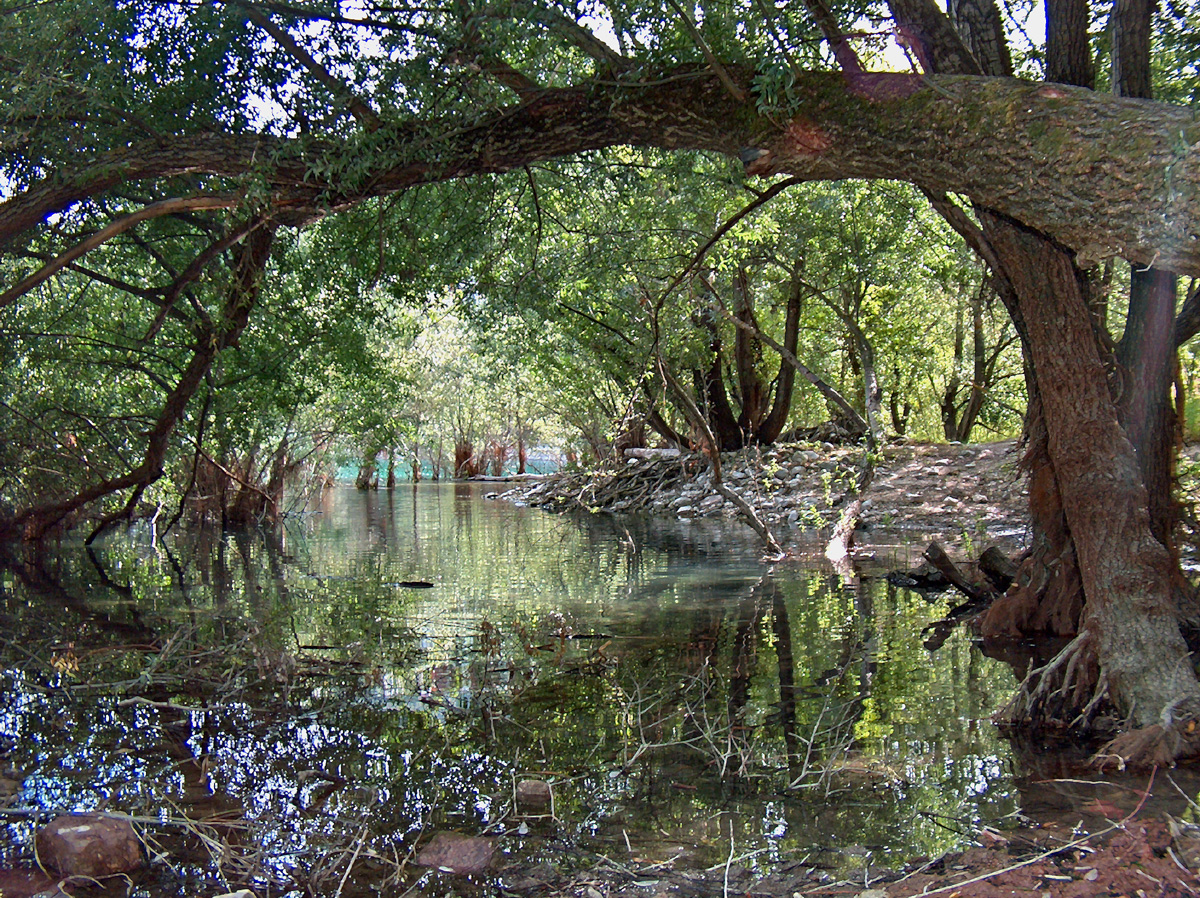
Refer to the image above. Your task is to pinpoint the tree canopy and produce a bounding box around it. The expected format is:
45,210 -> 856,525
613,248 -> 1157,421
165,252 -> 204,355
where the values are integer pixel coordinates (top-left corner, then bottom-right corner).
1,0 -> 1192,536
4,0 -> 1200,761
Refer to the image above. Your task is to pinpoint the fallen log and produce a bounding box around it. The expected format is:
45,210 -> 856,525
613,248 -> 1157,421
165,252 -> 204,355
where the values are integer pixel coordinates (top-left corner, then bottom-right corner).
623,448 -> 682,459
979,545 -> 1019,592
923,540 -> 999,604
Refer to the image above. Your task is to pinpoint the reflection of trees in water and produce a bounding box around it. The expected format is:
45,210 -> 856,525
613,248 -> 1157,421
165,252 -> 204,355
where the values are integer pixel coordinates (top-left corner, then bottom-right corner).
0,510 -> 1033,886
0,542 -> 156,650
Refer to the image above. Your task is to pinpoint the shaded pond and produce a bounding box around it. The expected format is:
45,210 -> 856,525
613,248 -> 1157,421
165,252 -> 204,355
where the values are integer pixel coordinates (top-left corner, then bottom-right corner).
0,484 -> 1176,896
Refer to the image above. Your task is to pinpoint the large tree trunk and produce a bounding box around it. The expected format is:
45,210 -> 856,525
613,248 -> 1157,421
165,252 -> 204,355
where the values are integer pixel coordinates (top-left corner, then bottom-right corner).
986,222 -> 1200,735
5,72 -> 1200,284
890,0 -> 1200,760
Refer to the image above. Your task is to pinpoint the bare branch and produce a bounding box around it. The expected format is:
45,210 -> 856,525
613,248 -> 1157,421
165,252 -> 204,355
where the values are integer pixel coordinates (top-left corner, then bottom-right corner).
479,1 -> 630,70
664,0 -> 747,102
660,176 -> 802,303
795,0 -> 866,74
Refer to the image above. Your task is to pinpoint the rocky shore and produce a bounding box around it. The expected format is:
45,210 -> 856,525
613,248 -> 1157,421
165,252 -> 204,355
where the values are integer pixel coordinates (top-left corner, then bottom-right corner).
501,439 -> 1030,558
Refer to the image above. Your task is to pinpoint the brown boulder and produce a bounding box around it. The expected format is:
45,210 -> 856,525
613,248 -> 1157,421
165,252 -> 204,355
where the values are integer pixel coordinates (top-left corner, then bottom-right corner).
35,814 -> 143,877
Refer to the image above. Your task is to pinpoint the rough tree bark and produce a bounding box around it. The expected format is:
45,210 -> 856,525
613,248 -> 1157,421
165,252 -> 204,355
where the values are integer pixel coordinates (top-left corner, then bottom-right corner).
890,0 -> 1200,761
2,74 -> 1199,277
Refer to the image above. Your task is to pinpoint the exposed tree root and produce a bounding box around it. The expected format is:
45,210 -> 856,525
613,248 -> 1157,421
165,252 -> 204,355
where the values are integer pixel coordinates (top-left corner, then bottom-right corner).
996,631 -> 1106,736
996,631 -> 1200,769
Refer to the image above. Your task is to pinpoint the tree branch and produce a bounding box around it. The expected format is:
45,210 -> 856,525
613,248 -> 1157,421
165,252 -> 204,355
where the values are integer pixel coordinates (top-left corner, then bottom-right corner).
0,195 -> 241,308
2,70 -> 1198,275
663,0 -> 747,102
235,1 -> 383,131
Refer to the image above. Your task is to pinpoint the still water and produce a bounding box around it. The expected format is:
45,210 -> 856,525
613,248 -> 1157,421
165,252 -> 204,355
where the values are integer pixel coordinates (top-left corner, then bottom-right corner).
1,484 -> 1042,894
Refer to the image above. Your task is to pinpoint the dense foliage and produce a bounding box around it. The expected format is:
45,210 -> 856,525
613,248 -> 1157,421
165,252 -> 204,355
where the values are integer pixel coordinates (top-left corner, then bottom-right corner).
0,0 -> 1194,537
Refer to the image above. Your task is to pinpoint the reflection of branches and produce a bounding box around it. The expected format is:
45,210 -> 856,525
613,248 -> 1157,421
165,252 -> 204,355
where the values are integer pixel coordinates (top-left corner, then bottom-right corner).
787,674 -> 863,794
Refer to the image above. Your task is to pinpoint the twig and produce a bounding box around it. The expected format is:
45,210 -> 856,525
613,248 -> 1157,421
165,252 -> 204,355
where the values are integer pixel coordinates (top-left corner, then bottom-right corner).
723,816 -> 736,898
334,820 -> 371,898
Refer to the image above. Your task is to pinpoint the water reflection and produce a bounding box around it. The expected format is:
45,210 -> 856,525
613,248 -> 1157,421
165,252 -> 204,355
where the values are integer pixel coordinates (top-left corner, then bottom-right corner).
0,485 -> 1038,895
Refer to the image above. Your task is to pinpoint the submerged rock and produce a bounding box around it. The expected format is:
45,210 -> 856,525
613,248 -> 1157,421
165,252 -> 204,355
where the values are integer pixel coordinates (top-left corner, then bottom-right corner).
35,813 -> 143,877
416,832 -> 496,874
515,778 -> 552,812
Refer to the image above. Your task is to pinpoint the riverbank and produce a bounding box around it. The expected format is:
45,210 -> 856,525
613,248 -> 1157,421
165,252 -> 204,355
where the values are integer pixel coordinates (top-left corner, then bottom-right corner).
499,439 -> 1030,561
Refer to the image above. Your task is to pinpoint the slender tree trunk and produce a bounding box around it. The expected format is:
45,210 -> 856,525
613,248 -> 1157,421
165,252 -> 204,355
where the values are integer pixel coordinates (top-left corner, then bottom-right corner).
1117,269 -> 1181,551
1111,0 -> 1182,561
848,323 -> 885,443
942,298 -> 966,440
732,267 -> 768,439
955,285 -> 990,441
757,272 -> 804,443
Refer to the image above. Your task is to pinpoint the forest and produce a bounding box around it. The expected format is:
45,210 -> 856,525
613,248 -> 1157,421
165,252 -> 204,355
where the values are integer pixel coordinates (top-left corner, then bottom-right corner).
3,0 -> 1200,790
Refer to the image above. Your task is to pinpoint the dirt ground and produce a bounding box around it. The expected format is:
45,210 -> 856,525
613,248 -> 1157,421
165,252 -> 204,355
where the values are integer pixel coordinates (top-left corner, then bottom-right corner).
856,439 -> 1028,549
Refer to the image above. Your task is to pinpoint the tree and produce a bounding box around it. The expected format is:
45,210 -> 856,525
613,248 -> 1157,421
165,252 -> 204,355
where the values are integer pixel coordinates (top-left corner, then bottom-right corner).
3,0 -> 1200,761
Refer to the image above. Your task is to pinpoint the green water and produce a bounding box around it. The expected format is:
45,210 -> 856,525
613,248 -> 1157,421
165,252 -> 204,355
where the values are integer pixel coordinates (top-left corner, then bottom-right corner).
0,484 -> 1026,895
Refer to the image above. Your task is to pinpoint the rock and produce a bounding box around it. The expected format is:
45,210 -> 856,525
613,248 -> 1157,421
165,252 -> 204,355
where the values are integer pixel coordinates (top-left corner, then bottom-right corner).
35,814 -> 143,877
515,779 -> 552,811
416,832 -> 496,874
0,868 -> 59,898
